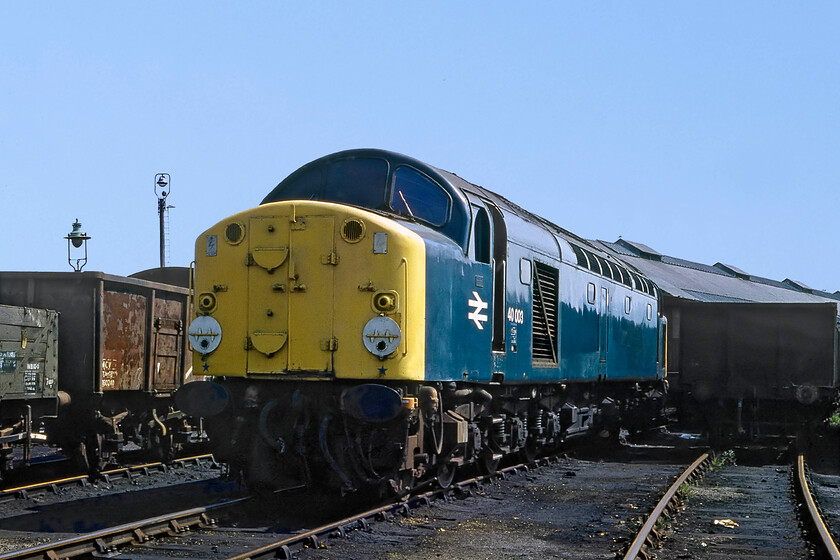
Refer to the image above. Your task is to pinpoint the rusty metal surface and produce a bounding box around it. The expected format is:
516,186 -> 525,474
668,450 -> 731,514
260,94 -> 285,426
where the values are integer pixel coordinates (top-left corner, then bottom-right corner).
102,291 -> 147,391
0,271 -> 191,396
151,297 -> 186,390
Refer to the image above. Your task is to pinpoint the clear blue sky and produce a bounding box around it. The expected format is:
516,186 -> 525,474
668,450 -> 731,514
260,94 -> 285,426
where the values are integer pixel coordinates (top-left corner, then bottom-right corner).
2,3 -> 838,292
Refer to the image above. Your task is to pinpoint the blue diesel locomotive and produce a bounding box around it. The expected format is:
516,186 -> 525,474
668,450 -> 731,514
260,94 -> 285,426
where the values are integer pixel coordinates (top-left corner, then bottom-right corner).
178,149 -> 667,494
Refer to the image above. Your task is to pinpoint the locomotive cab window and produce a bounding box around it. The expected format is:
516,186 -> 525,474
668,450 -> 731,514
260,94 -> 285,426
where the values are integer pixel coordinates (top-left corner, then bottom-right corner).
390,166 -> 450,226
262,157 -> 389,210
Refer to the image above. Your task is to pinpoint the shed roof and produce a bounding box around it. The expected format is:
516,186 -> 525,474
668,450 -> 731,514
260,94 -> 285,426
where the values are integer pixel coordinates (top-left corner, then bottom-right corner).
596,239 -> 840,306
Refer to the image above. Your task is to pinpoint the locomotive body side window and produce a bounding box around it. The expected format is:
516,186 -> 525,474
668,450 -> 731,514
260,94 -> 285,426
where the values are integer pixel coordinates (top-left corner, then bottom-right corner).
520,258 -> 532,285
587,282 -> 596,304
390,166 -> 451,226
471,206 -> 491,264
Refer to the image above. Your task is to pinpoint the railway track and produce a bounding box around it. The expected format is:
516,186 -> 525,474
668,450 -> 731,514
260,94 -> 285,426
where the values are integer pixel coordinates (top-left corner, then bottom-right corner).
9,441 -> 834,559
0,458 -> 548,560
0,454 -> 219,502
0,495 -> 249,560
623,452 -> 840,560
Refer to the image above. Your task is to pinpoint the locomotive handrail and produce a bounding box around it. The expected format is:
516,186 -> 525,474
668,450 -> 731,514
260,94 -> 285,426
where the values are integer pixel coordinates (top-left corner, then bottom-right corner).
400,257 -> 409,357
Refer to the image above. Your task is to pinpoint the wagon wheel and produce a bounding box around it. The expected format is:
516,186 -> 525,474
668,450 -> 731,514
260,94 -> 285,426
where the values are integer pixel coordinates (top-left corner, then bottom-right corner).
435,461 -> 457,489
84,433 -> 113,475
150,429 -> 174,463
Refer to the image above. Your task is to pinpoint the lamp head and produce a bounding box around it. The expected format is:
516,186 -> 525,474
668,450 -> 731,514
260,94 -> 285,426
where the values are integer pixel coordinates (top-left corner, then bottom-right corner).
65,219 -> 90,248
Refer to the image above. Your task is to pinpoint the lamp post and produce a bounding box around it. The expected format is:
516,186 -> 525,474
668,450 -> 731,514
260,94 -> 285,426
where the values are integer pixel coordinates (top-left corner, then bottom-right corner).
65,219 -> 90,272
154,173 -> 170,268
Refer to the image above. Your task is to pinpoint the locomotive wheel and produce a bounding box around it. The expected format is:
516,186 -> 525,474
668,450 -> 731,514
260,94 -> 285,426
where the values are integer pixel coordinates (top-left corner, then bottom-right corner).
435,461 -> 457,489
479,451 -> 501,474
519,439 -> 540,464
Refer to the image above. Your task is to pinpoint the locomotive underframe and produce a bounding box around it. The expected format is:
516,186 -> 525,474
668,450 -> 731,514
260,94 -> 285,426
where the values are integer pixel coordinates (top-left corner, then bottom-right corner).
201,376 -> 667,495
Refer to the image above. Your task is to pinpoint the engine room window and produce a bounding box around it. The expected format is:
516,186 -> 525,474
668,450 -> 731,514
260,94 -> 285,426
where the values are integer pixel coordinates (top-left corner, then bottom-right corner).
520,259 -> 532,285
587,282 -> 596,304
390,166 -> 450,226
647,303 -> 653,321
625,296 -> 632,314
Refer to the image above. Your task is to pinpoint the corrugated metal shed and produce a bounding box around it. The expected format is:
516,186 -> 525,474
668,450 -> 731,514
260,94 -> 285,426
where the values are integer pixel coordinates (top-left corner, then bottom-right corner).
596,239 -> 840,306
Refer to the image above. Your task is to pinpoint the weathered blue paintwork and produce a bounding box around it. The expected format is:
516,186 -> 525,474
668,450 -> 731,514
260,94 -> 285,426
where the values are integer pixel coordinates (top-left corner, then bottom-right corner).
411,226 -> 494,383
262,148 -> 664,387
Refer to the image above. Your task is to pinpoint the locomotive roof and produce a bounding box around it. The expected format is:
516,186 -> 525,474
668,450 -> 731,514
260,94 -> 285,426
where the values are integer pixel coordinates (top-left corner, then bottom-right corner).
264,148 -> 615,264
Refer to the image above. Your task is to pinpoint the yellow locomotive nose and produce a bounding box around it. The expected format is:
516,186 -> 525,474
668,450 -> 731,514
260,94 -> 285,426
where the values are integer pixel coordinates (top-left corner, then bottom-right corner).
191,200 -> 426,381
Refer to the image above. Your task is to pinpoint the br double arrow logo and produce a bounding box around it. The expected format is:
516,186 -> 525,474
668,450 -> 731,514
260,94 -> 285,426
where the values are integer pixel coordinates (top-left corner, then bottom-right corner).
468,291 -> 489,330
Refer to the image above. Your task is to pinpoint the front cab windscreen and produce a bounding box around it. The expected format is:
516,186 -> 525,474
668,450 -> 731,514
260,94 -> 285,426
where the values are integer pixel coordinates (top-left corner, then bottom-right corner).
263,157 -> 453,230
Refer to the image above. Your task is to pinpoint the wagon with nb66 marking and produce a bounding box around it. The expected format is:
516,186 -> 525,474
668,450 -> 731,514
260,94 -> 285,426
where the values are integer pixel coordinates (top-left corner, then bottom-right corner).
0,270 -> 195,471
0,303 -> 59,475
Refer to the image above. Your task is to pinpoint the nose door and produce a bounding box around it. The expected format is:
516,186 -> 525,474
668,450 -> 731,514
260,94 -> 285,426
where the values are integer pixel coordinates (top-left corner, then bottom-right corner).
247,213 -> 336,374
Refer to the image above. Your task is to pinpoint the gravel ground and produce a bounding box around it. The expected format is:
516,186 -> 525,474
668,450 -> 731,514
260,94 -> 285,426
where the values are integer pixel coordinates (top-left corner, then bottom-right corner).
291,457 -> 684,560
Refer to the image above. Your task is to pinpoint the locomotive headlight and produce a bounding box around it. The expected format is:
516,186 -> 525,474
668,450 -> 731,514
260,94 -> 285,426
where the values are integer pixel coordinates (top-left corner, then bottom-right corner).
189,315 -> 223,355
197,292 -> 217,314
373,291 -> 397,313
362,316 -> 401,358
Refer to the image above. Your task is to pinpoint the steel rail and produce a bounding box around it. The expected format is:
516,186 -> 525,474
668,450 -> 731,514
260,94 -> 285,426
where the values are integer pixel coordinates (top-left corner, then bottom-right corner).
225,459 -> 550,560
795,453 -> 840,560
0,495 -> 249,560
0,454 -> 217,500
623,452 -> 710,560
